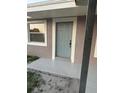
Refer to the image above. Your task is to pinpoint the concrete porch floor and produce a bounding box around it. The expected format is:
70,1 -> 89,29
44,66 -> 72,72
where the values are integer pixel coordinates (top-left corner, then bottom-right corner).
27,57 -> 97,93
27,58 -> 82,79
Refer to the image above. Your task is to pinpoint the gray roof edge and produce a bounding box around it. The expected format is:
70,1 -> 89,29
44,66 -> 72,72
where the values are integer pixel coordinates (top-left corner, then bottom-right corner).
28,0 -> 74,8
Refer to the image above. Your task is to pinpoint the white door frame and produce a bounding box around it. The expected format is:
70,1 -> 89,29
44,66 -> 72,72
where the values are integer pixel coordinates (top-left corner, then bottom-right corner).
52,17 -> 77,63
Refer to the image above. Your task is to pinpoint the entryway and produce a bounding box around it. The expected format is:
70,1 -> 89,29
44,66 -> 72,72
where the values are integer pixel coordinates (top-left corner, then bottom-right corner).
56,22 -> 73,59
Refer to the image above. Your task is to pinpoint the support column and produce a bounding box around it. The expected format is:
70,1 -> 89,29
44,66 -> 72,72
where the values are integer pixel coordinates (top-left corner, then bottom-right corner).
79,0 -> 97,93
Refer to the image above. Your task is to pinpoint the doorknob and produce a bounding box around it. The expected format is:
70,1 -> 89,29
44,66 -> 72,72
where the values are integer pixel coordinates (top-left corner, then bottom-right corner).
69,40 -> 72,48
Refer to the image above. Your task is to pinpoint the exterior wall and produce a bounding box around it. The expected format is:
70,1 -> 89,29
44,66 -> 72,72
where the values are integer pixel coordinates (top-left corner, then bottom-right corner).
74,16 -> 97,64
74,16 -> 86,64
27,18 -> 52,58
90,18 -> 97,63
27,16 -> 97,63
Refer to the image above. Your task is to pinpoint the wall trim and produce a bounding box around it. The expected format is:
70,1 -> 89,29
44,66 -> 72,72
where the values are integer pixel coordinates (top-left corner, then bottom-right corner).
52,17 -> 77,63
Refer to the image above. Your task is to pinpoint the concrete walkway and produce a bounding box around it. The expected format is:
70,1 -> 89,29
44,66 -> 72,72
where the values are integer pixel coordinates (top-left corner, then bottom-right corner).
27,58 -> 82,79
86,61 -> 97,93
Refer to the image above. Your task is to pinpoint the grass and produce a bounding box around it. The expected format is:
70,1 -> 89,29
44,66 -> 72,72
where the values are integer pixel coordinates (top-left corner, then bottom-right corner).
27,71 -> 41,93
27,55 -> 39,64
27,71 -> 46,93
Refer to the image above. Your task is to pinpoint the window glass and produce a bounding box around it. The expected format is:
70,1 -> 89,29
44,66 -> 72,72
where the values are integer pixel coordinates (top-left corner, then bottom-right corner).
30,24 -> 45,33
28,21 -> 46,43
30,33 -> 45,42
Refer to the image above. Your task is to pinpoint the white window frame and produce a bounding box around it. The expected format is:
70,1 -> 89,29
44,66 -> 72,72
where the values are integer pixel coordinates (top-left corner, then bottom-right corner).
27,20 -> 47,46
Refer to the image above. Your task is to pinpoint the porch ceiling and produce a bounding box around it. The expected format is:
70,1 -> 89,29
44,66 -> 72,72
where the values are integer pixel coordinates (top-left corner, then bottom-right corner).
27,6 -> 87,19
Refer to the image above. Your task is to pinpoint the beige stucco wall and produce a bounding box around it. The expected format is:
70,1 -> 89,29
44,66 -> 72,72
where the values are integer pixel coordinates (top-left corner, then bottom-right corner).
90,18 -> 97,63
94,40 -> 97,58
27,18 -> 52,58
74,16 -> 97,64
74,16 -> 86,64
27,16 -> 97,63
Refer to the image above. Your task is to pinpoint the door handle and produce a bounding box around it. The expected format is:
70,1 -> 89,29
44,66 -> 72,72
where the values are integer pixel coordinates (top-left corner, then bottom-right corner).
69,40 -> 72,48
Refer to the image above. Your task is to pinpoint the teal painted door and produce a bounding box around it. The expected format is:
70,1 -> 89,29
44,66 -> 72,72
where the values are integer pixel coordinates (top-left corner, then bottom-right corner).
56,22 -> 73,58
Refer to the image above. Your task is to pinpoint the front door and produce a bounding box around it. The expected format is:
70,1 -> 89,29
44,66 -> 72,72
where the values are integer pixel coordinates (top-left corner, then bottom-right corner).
56,22 -> 73,58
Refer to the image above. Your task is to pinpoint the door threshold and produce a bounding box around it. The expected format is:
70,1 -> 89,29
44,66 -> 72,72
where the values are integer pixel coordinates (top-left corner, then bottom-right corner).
55,57 -> 71,62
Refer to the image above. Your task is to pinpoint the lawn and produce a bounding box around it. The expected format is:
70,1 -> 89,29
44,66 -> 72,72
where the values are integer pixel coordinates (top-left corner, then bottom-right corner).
27,55 -> 39,64
27,69 -> 79,93
27,71 -> 41,93
27,55 -> 79,93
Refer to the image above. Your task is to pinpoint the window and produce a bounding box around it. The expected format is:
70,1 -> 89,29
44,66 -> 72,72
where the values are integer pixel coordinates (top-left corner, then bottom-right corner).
27,20 -> 47,46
